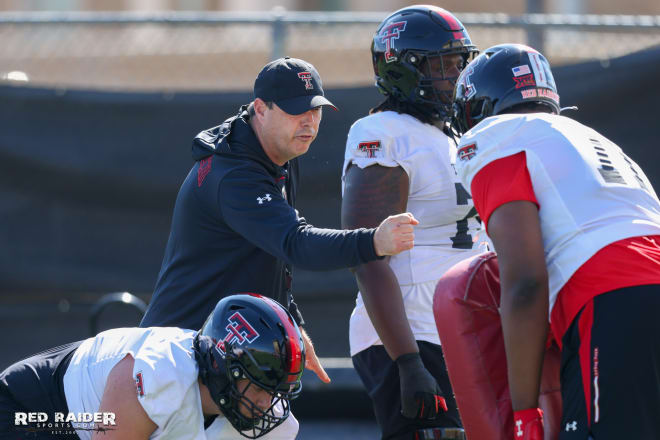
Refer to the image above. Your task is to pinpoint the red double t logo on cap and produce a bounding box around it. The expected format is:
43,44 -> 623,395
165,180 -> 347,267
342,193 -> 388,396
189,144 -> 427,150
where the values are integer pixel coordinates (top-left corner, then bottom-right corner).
298,72 -> 314,90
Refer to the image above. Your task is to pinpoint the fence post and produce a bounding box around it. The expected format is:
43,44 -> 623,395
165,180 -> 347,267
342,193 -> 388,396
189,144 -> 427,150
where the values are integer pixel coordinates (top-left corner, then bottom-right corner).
271,7 -> 287,60
526,0 -> 545,53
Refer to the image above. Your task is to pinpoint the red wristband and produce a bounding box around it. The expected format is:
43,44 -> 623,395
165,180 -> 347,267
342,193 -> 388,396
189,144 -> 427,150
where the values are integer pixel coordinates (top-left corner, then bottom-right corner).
513,408 -> 544,440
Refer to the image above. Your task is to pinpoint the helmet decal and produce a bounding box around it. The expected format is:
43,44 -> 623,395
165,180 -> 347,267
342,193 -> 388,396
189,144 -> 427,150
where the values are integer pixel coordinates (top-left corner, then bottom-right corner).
380,21 -> 407,63
528,52 -> 556,90
521,88 -> 560,104
461,65 -> 477,100
215,311 -> 260,356
512,65 -> 531,77
513,74 -> 536,89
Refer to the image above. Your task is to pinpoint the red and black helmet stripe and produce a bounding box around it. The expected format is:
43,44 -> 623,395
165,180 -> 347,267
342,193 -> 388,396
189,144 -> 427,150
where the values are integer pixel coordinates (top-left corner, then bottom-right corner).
249,294 -> 304,385
427,6 -> 466,40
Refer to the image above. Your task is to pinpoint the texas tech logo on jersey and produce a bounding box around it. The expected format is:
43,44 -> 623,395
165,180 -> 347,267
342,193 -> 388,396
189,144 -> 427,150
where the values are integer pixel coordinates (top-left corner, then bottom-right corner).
458,143 -> 478,161
297,72 -> 314,90
380,21 -> 407,63
358,140 -> 381,158
215,312 -> 260,356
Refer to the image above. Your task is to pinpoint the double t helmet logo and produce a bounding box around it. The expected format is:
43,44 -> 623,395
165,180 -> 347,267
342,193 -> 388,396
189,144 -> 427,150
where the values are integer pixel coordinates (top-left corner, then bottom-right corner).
215,312 -> 260,356
380,21 -> 407,63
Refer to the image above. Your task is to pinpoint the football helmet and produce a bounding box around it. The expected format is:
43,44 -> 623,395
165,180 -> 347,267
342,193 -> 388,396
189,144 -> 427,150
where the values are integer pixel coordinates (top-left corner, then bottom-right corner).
193,293 -> 305,438
371,5 -> 478,123
452,43 -> 561,135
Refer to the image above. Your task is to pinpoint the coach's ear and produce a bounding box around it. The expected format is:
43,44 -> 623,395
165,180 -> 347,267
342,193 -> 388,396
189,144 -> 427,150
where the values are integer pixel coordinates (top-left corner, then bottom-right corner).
93,354 -> 157,440
252,98 -> 270,120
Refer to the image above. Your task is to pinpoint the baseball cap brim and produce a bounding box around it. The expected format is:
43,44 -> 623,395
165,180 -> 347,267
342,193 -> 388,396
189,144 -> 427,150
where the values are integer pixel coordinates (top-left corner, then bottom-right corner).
275,94 -> 338,115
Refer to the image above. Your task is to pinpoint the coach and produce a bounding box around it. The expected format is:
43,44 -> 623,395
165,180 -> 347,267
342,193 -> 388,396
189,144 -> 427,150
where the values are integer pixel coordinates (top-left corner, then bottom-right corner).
140,57 -> 417,382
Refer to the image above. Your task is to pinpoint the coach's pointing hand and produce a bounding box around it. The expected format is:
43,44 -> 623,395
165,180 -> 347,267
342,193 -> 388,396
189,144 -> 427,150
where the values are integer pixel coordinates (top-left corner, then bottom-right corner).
374,213 -> 419,256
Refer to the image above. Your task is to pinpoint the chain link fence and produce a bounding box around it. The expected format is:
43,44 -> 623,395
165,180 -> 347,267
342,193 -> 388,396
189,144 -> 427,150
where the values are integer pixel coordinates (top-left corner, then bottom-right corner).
1,11 -> 659,91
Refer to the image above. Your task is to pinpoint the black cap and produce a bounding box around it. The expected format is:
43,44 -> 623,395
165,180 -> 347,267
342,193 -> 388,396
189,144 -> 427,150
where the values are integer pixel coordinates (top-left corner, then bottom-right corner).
254,57 -> 337,115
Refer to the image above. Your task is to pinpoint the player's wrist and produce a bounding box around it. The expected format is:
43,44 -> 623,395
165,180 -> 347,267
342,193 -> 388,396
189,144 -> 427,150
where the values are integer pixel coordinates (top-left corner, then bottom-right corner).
513,408 -> 544,440
395,351 -> 422,368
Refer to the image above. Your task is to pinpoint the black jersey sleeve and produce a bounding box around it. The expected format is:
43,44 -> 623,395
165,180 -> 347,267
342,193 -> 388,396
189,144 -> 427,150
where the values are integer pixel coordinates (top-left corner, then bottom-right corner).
218,166 -> 379,270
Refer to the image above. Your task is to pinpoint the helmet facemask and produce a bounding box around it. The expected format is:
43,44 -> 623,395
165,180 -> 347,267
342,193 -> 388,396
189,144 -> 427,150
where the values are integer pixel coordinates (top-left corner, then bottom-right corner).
410,49 -> 476,123
217,340 -> 302,439
220,365 -> 294,439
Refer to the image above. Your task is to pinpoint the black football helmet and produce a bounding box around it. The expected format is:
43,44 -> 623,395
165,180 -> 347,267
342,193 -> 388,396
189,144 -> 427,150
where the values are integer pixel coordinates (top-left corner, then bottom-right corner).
452,43 -> 561,135
371,5 -> 478,123
193,294 -> 305,439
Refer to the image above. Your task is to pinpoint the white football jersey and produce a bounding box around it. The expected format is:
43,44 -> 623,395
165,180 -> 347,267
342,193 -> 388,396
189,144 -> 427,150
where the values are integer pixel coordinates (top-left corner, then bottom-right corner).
64,327 -> 207,440
342,111 -> 489,355
456,113 -> 660,315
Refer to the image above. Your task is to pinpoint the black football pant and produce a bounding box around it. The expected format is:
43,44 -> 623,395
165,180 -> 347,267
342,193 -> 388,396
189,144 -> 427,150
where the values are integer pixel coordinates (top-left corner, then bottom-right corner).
352,341 -> 462,440
0,341 -> 81,439
559,284 -> 660,439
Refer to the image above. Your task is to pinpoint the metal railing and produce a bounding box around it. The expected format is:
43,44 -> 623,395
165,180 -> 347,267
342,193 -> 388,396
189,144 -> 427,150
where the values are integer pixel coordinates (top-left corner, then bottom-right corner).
1,10 -> 658,91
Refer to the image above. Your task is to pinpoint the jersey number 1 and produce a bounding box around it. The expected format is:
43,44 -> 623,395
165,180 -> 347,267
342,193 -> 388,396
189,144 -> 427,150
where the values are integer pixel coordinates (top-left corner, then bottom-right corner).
591,138 -> 648,191
451,183 -> 477,249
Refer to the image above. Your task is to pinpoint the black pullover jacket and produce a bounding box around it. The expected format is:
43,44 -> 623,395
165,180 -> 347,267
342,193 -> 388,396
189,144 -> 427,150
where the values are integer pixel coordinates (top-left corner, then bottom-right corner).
140,106 -> 380,330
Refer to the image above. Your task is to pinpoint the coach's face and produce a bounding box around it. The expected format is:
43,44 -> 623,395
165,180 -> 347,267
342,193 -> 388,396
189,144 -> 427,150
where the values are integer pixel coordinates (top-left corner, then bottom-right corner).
256,99 -> 322,165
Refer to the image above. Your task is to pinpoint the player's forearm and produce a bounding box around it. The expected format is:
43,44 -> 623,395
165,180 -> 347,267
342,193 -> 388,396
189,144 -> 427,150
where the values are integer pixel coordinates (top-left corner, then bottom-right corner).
354,260 -> 418,359
500,279 -> 548,411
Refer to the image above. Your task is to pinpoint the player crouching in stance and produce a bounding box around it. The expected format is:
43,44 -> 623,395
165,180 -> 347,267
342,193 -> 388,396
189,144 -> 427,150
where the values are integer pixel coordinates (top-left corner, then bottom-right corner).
0,294 -> 304,439
440,43 -> 660,439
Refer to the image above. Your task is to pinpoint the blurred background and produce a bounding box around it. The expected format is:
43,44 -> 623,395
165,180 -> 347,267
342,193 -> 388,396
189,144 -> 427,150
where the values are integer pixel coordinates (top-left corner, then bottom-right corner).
1,0 -> 659,438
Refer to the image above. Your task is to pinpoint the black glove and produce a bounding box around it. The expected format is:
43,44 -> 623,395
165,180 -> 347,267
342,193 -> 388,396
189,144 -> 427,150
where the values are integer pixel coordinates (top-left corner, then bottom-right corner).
396,352 -> 447,420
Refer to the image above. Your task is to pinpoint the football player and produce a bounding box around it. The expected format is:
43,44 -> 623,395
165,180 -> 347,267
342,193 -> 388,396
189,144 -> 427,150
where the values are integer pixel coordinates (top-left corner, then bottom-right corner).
452,43 -> 660,439
341,5 -> 487,439
0,294 -> 304,440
